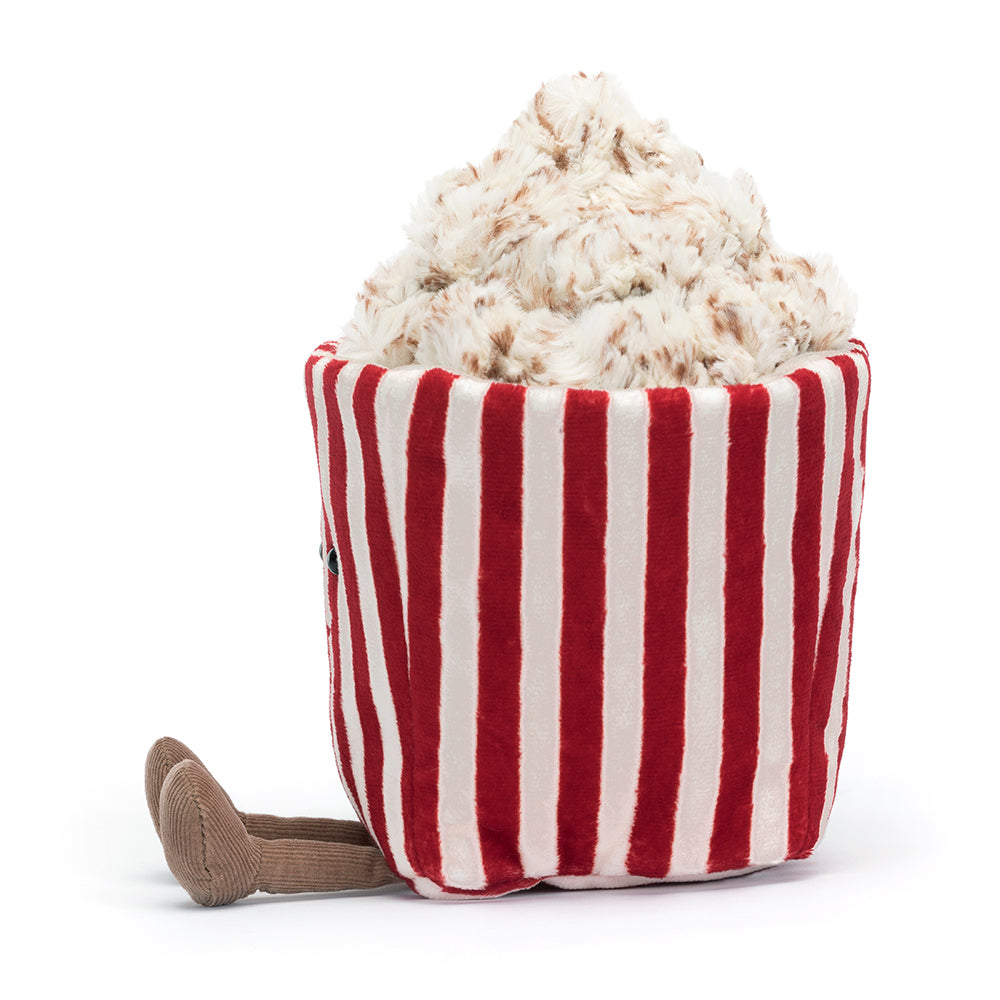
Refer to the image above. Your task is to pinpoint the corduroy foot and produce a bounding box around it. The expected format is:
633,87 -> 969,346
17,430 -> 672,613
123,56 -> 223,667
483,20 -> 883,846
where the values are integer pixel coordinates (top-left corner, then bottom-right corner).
146,737 -> 244,840
159,758 -> 262,907
146,737 -> 200,840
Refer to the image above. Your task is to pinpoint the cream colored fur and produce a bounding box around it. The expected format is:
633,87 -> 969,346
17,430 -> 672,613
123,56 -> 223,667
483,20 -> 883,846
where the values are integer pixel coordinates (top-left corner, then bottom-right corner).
336,72 -> 856,389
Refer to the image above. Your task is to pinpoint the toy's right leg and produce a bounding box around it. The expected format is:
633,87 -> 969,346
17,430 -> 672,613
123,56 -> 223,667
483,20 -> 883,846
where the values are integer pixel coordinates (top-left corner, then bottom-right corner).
159,758 -> 400,906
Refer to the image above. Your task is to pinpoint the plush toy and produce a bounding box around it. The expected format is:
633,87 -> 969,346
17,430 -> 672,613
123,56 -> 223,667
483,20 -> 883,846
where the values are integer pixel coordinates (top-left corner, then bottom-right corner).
148,72 -> 869,905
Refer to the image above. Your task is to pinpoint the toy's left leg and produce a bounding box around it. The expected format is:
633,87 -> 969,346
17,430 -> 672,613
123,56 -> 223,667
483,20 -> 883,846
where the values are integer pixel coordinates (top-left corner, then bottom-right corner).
146,736 -> 374,846
159,758 -> 401,906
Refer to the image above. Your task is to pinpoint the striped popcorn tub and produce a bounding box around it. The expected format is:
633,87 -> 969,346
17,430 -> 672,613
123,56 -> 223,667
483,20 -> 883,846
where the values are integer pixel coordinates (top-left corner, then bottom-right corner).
305,338 -> 870,900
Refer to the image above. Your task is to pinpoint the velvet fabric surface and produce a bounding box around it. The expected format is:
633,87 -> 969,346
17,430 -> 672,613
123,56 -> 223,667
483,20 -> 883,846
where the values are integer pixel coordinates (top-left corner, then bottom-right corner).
306,339 -> 870,898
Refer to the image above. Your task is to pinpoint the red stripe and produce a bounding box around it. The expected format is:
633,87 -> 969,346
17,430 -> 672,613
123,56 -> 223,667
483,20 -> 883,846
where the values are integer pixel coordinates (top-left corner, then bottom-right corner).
352,365 -> 417,874
476,382 -> 527,885
323,551 -> 353,803
322,361 -> 392,867
786,368 -> 826,858
626,388 -> 692,877
709,383 -> 770,872
306,351 -> 359,811
311,357 -> 361,815
438,876 -> 539,897
403,368 -> 457,886
801,356 -> 859,849
557,389 -> 609,875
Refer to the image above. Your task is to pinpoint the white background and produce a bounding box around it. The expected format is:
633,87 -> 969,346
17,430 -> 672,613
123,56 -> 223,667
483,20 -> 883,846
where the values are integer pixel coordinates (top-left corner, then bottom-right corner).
3,1 -> 996,995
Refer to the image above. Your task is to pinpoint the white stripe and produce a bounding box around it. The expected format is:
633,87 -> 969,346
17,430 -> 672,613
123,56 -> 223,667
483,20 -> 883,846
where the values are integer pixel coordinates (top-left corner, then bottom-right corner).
312,359 -> 370,830
815,360 -> 847,633
671,387 -> 729,875
518,385 -> 566,879
594,390 -> 649,875
819,353 -> 868,838
850,352 -> 869,543
374,367 -> 423,659
749,378 -> 799,863
437,376 -> 489,890
336,364 -> 414,878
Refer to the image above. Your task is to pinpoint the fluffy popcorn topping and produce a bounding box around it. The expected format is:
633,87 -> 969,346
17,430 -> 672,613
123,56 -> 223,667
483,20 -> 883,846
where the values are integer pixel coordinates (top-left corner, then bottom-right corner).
336,72 -> 856,388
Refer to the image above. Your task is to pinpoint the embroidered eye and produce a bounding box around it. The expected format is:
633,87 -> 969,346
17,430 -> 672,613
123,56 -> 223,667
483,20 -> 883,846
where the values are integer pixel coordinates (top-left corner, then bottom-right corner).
319,542 -> 339,576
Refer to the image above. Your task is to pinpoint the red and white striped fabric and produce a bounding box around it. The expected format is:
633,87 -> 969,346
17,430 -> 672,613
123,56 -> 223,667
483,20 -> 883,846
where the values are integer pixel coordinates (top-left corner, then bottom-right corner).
306,340 -> 870,899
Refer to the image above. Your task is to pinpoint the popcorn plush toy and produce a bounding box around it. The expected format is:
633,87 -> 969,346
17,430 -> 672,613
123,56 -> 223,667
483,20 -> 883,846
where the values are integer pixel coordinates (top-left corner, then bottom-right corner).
147,72 -> 869,905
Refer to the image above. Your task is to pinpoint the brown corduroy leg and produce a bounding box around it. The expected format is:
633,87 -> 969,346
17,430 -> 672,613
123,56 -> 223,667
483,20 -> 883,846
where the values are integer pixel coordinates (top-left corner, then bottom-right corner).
257,839 -> 399,895
159,759 -> 400,907
242,813 -> 376,845
146,737 -> 374,846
